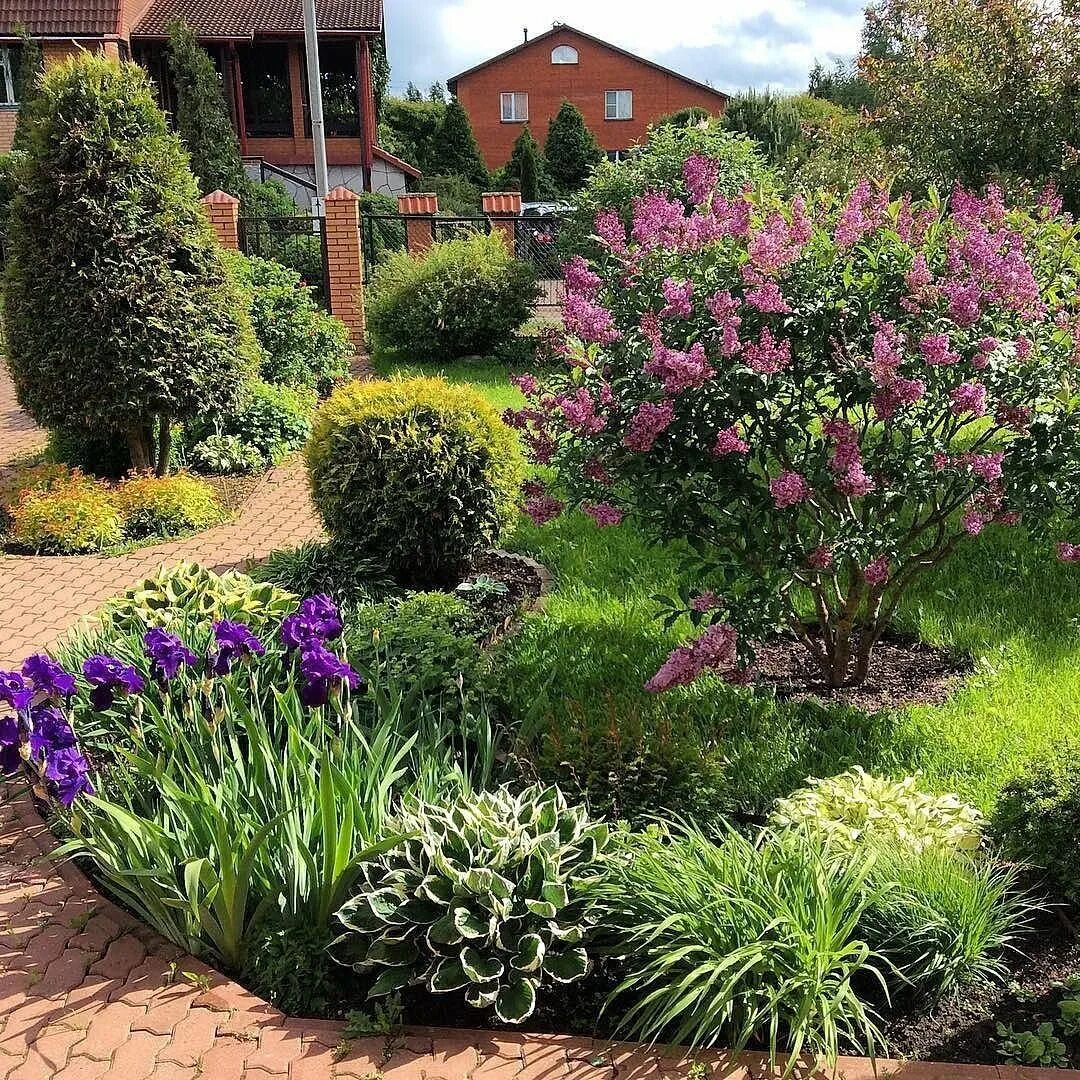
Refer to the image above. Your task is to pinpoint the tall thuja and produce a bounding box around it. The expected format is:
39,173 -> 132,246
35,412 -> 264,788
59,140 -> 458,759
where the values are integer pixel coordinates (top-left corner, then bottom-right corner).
166,19 -> 248,198
433,97 -> 489,188
10,26 -> 43,153
508,169 -> 1080,690
519,128 -> 541,202
3,54 -> 258,474
723,89 -> 803,165
544,100 -> 603,193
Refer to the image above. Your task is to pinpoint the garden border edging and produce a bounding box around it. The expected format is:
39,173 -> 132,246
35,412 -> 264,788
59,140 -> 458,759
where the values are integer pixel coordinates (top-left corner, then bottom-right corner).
1,783 -> 1072,1080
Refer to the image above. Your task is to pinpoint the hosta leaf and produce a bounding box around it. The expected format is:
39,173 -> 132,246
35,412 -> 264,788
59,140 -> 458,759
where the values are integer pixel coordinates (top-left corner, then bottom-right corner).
545,947 -> 590,983
464,868 -> 494,894
366,938 -> 420,967
369,965 -> 413,997
461,946 -> 505,984
494,918 -> 525,953
429,956 -> 470,993
511,933 -> 546,973
427,913 -> 463,947
464,981 -> 500,1008
524,899 -> 557,919
453,906 -> 489,940
367,888 -> 405,921
419,874 -> 455,904
541,883 -> 569,909
495,977 -> 538,1024
327,931 -> 372,972
399,896 -> 444,924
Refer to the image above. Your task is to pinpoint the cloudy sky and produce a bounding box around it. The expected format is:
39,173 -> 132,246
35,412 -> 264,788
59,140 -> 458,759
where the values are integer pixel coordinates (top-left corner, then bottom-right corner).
384,0 -> 867,97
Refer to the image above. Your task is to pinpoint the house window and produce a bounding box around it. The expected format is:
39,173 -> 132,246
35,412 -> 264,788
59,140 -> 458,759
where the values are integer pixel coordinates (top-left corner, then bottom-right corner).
238,44 -> 293,138
500,92 -> 528,122
605,90 -> 633,120
551,45 -> 578,64
301,41 -> 361,137
606,149 -> 630,163
0,46 -> 20,106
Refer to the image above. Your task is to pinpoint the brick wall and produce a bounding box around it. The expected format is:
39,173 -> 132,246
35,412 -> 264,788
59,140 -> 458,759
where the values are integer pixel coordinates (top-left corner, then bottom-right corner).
453,27 -> 728,170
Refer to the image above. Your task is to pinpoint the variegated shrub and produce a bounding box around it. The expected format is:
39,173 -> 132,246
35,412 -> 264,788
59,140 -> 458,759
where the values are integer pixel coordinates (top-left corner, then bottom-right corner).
332,786 -> 612,1024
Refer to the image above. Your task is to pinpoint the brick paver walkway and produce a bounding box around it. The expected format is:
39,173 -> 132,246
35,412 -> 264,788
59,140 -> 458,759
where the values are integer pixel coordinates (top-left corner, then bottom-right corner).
0,370 -> 1071,1080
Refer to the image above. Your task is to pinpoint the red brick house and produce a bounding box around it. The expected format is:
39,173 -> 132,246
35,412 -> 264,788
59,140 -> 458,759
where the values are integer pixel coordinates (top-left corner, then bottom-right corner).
0,0 -> 418,199
447,23 -> 729,172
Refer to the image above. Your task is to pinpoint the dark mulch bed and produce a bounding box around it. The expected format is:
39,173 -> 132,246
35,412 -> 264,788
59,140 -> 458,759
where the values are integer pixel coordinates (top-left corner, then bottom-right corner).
751,629 -> 972,713
884,906 -> 1080,1066
460,549 -> 547,643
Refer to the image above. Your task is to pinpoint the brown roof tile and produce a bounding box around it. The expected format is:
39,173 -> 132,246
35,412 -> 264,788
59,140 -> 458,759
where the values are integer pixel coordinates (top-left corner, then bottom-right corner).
0,0 -> 121,37
132,0 -> 382,37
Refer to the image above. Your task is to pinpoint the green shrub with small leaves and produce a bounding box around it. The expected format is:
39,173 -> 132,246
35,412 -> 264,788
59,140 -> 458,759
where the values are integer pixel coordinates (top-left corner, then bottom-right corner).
307,377 -> 525,586
769,768 -> 983,853
113,473 -> 223,539
99,562 -> 297,635
189,434 -> 264,475
332,786 -> 612,1024
367,231 -> 539,362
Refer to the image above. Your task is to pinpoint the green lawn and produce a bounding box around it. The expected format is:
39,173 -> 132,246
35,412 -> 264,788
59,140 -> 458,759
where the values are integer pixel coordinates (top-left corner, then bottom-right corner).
375,356 -> 1080,814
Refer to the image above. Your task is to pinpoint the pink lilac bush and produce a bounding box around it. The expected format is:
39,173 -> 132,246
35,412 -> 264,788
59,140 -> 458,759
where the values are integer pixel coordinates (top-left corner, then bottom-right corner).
508,165 -> 1080,689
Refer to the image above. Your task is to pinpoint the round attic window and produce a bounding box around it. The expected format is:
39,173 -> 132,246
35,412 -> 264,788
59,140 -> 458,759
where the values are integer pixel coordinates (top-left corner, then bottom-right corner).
551,45 -> 579,64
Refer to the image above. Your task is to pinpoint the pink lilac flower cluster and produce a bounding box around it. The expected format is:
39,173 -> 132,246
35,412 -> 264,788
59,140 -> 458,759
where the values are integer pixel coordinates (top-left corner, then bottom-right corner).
644,341 -> 714,393
564,292 -> 620,345
645,622 -> 739,693
595,208 -> 627,252
835,180 -> 889,249
683,153 -> 720,206
623,399 -> 675,452
770,471 -> 813,509
823,420 -> 875,496
503,402 -> 557,465
558,386 -> 607,435
583,458 -> 612,484
563,255 -> 602,297
973,336 -> 998,369
866,319 -> 925,419
920,333 -> 961,367
706,290 -> 743,357
748,202 -> 811,274
743,328 -> 791,375
713,426 -> 749,456
1059,543 -> 1080,563
690,590 -> 723,612
863,556 -> 890,585
582,501 -> 623,527
744,275 -> 792,314
522,480 -> 564,526
660,277 -> 694,318
807,545 -> 834,570
950,381 -> 988,417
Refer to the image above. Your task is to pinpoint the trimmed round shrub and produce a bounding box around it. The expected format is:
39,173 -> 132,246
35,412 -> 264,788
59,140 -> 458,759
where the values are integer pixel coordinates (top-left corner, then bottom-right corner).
9,475 -> 124,554
993,747 -> 1080,905
226,252 -> 352,395
307,377 -> 525,586
113,473 -> 222,538
3,53 -> 259,475
366,231 -> 540,362
769,768 -> 984,853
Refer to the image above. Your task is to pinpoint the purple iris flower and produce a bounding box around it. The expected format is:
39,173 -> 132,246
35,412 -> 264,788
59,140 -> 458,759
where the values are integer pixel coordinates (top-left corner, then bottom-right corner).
144,629 -> 198,681
28,704 -> 76,762
43,747 -> 94,807
297,642 -> 361,708
281,595 -> 344,652
21,655 -> 77,699
0,671 -> 32,712
0,715 -> 23,775
210,621 -> 266,675
82,656 -> 146,712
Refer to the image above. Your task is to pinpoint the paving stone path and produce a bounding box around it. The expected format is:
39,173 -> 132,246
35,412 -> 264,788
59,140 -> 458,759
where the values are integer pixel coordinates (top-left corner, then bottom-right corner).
0,370 -> 1068,1080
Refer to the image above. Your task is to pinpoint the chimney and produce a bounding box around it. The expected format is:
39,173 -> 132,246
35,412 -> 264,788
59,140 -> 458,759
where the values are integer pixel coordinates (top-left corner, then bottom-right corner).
523,27 -> 529,42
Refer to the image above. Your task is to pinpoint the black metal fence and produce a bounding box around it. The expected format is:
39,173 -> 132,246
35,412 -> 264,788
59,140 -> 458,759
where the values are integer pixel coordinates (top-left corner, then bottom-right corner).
239,214 -> 329,309
359,212 -> 568,308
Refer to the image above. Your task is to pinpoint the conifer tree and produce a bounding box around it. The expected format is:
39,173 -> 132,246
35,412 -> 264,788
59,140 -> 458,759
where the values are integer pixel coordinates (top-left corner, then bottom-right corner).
544,100 -> 603,192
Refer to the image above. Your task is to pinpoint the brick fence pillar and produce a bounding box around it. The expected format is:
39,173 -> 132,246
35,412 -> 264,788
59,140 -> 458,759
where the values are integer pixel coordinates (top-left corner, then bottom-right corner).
325,186 -> 366,352
397,193 -> 438,256
482,192 -> 522,255
201,190 -> 241,250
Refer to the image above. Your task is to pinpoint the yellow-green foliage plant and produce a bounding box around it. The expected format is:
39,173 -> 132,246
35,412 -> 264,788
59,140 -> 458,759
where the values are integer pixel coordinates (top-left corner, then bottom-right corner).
112,473 -> 223,539
10,475 -> 124,554
306,376 -> 525,586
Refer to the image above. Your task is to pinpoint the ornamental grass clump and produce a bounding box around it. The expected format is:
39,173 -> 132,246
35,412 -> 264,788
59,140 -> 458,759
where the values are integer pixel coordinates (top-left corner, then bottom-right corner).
332,785 -> 612,1024
510,166 -> 1080,690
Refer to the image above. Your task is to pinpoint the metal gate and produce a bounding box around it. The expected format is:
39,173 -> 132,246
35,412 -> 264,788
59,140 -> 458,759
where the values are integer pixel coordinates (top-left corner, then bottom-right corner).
239,214 -> 330,310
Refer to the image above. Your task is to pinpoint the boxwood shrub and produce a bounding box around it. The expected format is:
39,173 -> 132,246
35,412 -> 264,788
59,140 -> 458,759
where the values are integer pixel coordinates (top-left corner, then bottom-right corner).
366,231 -> 540,362
306,377 -> 525,586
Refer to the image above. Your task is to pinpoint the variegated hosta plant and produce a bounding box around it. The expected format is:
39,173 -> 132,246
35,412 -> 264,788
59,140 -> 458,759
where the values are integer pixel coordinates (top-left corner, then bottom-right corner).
332,785 -> 613,1024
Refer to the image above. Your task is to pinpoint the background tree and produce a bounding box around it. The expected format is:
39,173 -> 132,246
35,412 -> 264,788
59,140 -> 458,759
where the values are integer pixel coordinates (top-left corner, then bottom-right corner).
10,26 -> 42,153
405,82 -> 422,102
544,100 -> 603,193
165,19 -> 248,197
496,126 -> 556,200
861,0 -> 1080,211
428,81 -> 446,103
3,54 -> 258,475
807,57 -> 876,111
432,97 -> 489,188
654,106 -> 712,130
380,97 -> 445,174
371,36 -> 390,122
723,89 -> 802,165
519,129 -> 540,202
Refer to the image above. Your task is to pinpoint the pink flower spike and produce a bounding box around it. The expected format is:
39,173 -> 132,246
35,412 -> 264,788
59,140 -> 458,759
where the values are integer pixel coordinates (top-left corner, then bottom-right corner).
690,590 -> 723,613
713,426 -> 750,456
645,623 -> 739,693
1057,542 -> 1080,563
863,556 -> 890,586
807,545 -> 834,570
770,471 -> 812,510
950,381 -> 988,417
624,400 -> 675,452
582,502 -> 623,528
